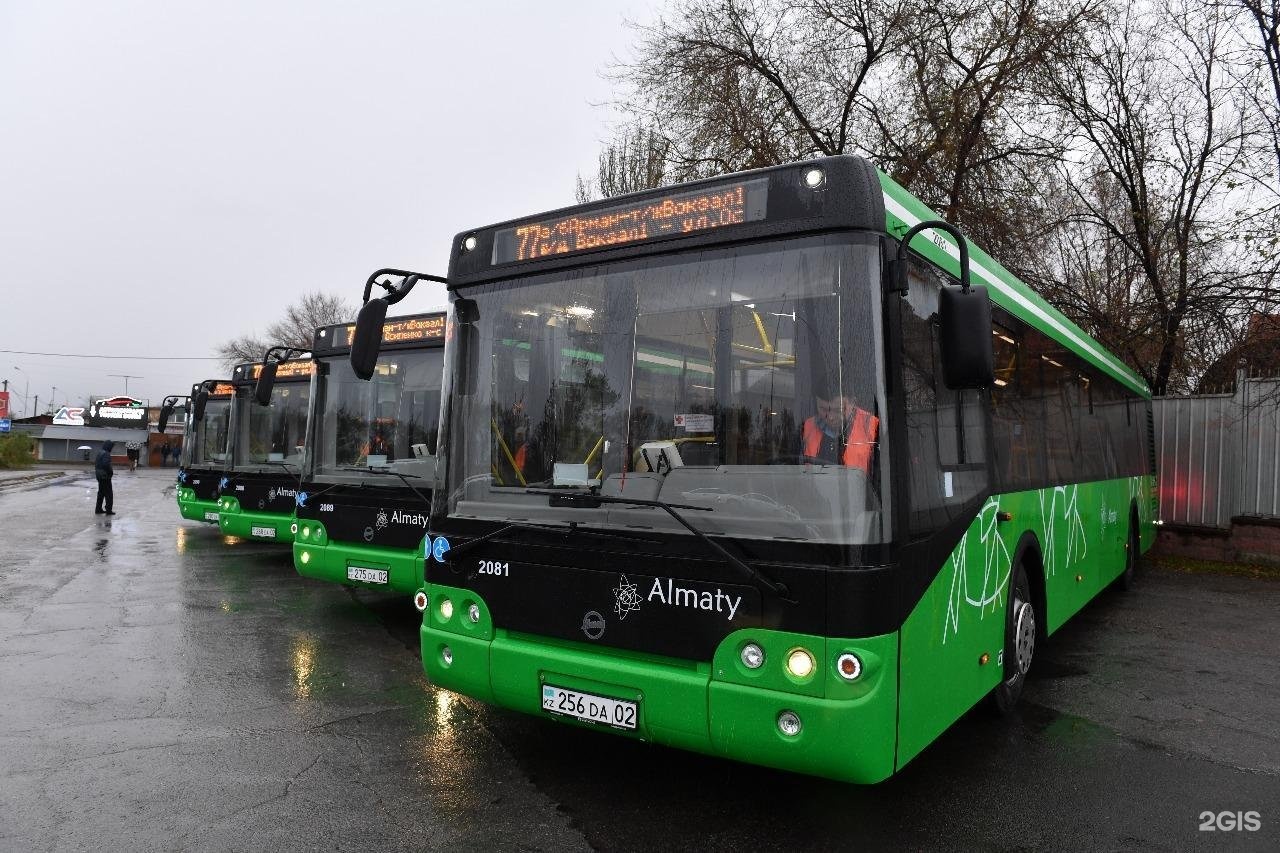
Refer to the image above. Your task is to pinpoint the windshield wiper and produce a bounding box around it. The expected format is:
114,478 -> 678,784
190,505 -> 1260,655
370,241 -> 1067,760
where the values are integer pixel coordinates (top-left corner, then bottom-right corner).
255,459 -> 303,488
524,489 -> 793,602
443,520 -> 661,572
338,466 -> 432,505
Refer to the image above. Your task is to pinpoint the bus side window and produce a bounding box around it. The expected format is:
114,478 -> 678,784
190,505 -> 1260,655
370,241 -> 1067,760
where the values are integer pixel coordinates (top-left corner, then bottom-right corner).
900,257 -> 989,535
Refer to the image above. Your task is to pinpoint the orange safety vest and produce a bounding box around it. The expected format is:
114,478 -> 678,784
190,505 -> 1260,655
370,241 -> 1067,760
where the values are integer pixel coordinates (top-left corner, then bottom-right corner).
802,407 -> 879,471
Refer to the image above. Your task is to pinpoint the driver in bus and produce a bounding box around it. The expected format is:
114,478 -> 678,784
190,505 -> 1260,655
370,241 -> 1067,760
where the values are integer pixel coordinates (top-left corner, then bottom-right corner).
801,385 -> 879,472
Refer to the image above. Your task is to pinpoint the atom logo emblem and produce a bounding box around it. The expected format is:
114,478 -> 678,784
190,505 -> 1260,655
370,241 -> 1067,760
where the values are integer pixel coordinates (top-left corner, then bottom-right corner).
581,610 -> 606,640
267,487 -> 277,502
375,508 -> 389,530
613,575 -> 642,620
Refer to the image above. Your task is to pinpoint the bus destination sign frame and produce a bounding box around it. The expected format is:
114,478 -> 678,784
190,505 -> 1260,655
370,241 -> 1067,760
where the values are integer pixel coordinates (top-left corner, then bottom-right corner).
491,178 -> 769,265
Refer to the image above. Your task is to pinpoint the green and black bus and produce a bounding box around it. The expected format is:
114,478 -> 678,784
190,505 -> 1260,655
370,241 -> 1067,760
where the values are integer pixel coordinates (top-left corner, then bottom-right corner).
293,298 -> 446,594
213,355 -> 313,543
173,381 -> 234,525
356,156 -> 1156,783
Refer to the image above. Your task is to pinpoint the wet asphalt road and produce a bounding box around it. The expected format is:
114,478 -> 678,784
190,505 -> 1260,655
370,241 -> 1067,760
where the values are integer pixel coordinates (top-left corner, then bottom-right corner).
1,469 -> 1277,852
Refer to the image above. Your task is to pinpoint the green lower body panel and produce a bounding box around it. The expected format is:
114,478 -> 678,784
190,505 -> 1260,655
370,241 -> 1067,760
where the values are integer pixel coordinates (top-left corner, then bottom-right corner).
218,507 -> 295,543
420,582 -> 899,784
177,495 -> 219,524
294,538 -> 423,595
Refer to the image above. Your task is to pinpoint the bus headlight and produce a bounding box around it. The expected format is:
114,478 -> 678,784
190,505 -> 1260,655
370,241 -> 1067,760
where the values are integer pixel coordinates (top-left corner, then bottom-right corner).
439,597 -> 453,621
300,525 -> 310,538
740,642 -> 765,670
785,648 -> 815,679
441,645 -> 453,666
467,603 -> 480,624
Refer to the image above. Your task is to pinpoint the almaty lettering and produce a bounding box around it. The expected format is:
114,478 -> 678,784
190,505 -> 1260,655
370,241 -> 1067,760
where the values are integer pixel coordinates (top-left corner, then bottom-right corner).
390,509 -> 429,527
647,578 -> 742,621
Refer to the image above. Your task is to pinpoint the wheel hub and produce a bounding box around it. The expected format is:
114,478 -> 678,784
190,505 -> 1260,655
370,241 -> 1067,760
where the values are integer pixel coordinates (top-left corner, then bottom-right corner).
1012,597 -> 1036,677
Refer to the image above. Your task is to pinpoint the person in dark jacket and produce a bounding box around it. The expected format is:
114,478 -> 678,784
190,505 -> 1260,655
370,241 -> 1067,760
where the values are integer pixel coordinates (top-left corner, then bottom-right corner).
95,440 -> 115,515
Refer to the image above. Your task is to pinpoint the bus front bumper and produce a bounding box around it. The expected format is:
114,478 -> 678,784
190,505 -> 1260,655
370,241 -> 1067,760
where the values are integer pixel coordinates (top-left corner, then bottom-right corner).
293,529 -> 423,595
215,500 -> 294,543
176,489 -> 219,524
420,583 -> 899,784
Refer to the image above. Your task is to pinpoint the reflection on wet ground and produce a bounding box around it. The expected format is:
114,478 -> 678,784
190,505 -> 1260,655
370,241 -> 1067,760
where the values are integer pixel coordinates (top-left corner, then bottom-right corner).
0,469 -> 1276,851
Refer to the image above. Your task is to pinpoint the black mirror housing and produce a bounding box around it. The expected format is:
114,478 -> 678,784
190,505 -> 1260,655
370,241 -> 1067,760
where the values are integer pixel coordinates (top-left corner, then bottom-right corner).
939,284 -> 995,389
192,390 -> 210,422
158,403 -> 174,433
254,362 -> 278,406
350,298 -> 388,380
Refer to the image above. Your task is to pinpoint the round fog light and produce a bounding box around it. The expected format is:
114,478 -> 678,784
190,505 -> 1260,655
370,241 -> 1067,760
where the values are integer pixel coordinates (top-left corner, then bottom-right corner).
413,591 -> 428,612
836,652 -> 863,681
441,645 -> 453,666
777,710 -> 802,737
299,551 -> 310,564
740,642 -> 765,670
439,597 -> 453,621
785,648 -> 815,679
467,603 -> 480,623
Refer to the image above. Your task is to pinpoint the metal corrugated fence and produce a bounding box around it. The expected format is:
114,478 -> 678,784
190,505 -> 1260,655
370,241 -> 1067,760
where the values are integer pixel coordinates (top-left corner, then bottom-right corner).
1154,377 -> 1280,527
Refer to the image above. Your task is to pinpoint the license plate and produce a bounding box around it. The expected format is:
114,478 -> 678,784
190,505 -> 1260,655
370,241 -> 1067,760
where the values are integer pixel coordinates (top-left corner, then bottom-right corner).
347,566 -> 388,585
204,511 -> 218,521
251,526 -> 276,538
542,684 -> 637,730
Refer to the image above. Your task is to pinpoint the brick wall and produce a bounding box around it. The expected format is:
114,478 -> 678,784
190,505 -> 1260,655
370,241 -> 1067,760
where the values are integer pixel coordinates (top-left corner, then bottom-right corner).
1156,516 -> 1280,565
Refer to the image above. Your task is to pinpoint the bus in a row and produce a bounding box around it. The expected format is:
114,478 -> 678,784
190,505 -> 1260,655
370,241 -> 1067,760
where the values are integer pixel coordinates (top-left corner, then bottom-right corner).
167,295 -> 446,597
346,154 -> 1157,783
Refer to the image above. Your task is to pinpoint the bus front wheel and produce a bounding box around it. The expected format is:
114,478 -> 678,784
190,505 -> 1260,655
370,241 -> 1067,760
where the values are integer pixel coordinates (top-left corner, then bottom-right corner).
991,561 -> 1035,715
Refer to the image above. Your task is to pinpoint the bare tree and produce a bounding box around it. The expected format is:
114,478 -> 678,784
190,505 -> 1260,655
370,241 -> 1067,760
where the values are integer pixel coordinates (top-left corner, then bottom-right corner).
1042,0 -> 1271,394
610,0 -> 912,176
576,124 -> 671,201
215,291 -> 356,371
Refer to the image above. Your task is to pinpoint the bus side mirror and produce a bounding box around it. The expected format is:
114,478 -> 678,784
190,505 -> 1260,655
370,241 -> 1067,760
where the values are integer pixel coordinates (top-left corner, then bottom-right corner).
254,362 -> 278,406
158,403 -> 174,433
939,284 -> 994,389
192,390 -> 210,422
351,298 -> 388,381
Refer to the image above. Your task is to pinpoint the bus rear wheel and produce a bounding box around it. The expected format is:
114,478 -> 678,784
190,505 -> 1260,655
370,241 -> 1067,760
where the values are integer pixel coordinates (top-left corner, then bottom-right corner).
991,561 -> 1035,715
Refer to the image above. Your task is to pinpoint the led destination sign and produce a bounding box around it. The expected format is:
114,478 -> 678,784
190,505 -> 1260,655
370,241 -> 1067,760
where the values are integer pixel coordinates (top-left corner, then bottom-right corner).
322,314 -> 447,348
491,178 -> 769,265
245,360 -> 312,381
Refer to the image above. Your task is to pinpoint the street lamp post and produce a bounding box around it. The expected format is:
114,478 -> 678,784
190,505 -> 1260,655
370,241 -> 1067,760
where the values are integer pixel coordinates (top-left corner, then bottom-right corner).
12,366 -> 29,418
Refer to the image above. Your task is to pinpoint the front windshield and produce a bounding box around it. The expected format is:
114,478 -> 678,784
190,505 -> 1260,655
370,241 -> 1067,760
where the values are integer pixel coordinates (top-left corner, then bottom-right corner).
309,349 -> 443,483
231,381 -> 311,470
443,233 -> 889,544
184,399 -> 230,467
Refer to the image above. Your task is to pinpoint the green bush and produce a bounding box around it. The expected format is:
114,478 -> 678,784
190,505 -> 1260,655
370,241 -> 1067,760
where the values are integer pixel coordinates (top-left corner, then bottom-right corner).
0,432 -> 35,469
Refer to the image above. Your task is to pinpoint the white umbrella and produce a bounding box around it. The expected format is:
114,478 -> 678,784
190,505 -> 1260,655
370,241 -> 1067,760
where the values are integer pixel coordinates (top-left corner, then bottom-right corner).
77,445 -> 93,451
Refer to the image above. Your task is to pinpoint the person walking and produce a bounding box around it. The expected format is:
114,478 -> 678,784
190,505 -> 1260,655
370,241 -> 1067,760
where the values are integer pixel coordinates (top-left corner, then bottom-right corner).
160,443 -> 170,467
95,440 -> 115,515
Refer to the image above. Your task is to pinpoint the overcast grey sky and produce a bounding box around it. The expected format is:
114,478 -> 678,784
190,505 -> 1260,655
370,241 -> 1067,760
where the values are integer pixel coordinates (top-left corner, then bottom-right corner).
0,0 -> 650,416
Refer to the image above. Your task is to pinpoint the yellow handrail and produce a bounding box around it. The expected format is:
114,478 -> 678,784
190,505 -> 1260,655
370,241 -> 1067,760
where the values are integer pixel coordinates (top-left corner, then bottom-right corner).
491,419 -> 527,487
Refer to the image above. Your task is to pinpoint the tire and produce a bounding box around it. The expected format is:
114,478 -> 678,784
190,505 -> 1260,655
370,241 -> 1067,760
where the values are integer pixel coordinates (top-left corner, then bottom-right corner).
990,561 -> 1036,715
1118,517 -> 1139,591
